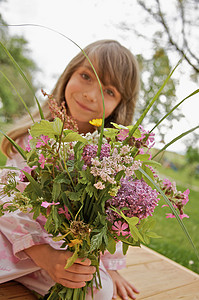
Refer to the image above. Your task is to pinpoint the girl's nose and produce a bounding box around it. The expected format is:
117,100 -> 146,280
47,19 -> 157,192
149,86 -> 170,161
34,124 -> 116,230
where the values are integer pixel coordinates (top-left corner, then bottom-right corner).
83,89 -> 99,103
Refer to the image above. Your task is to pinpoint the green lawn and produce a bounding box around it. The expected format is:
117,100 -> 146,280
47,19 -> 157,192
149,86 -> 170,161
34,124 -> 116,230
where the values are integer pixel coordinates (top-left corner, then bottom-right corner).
148,153 -> 199,274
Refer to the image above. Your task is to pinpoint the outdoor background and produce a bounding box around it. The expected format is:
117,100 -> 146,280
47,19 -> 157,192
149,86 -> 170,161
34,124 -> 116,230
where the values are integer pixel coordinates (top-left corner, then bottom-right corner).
0,0 -> 199,274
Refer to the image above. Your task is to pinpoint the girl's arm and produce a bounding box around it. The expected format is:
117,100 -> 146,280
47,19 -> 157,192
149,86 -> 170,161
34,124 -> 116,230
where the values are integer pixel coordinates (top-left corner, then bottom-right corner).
101,242 -> 139,300
25,244 -> 96,288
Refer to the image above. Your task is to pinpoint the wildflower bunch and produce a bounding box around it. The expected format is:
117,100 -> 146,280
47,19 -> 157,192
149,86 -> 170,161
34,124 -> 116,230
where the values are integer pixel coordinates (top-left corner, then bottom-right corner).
0,104 -> 190,299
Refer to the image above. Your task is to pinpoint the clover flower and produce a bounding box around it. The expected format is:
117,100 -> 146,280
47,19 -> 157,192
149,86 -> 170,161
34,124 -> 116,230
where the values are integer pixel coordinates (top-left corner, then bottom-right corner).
106,178 -> 160,222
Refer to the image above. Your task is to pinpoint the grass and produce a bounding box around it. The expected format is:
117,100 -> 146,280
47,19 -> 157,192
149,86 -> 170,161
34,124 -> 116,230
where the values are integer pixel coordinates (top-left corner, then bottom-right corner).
147,151 -> 199,274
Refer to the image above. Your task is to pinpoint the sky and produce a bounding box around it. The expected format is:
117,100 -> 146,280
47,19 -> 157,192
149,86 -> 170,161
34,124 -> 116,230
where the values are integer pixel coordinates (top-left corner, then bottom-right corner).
1,0 -> 199,154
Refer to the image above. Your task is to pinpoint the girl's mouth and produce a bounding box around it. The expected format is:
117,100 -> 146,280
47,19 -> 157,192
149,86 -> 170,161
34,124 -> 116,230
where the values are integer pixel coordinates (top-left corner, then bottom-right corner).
76,99 -> 95,112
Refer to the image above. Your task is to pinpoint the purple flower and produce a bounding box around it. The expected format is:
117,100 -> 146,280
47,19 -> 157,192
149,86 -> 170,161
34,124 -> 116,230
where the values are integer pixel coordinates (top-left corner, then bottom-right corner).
106,178 -> 160,221
82,144 -> 97,165
100,143 -> 111,160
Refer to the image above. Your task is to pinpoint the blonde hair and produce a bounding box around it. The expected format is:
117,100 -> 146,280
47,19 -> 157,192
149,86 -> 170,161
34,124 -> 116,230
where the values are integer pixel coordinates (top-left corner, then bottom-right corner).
1,39 -> 140,157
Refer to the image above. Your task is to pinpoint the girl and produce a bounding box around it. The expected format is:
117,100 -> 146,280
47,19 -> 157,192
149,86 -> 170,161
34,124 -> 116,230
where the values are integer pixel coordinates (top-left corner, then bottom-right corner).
0,39 -> 140,300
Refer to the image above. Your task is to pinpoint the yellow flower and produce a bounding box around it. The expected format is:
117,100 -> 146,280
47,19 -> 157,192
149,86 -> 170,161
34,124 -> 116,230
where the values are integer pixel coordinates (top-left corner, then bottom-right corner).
89,118 -> 102,127
68,239 -> 83,247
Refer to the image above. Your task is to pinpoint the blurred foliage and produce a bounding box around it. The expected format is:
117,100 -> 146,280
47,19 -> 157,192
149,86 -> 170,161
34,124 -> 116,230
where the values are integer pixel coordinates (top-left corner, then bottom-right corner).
136,48 -> 184,143
0,5 -> 38,122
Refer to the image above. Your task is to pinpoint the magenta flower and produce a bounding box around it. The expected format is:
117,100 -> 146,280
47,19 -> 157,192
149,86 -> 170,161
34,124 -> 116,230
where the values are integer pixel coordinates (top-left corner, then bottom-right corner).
19,166 -> 37,181
58,205 -> 71,219
38,154 -> 46,169
41,201 -> 60,208
112,221 -> 129,236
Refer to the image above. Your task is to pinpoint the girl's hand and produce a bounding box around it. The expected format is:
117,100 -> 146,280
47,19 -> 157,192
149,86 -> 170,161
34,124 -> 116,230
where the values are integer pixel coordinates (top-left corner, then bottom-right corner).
25,244 -> 96,288
107,270 -> 139,300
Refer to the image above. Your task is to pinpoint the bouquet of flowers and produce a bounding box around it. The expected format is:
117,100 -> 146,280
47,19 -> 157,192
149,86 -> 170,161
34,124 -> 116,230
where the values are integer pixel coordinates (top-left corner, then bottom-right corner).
0,90 -> 191,299
0,36 -> 198,300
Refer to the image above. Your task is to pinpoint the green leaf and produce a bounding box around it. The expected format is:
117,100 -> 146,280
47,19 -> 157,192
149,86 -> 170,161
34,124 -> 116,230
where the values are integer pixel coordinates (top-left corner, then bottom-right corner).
64,249 -> 78,269
0,130 -> 27,160
126,216 -> 139,226
52,182 -> 61,201
63,131 -> 87,143
22,171 -> 43,197
90,226 -> 107,252
30,118 -> 63,138
146,231 -> 161,238
142,160 -> 161,167
129,224 -> 145,243
135,154 -> 151,161
122,242 -> 129,255
107,236 -> 116,254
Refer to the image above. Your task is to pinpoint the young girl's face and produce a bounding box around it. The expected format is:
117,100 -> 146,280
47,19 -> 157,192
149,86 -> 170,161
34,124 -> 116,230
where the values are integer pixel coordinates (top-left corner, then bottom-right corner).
65,61 -> 121,133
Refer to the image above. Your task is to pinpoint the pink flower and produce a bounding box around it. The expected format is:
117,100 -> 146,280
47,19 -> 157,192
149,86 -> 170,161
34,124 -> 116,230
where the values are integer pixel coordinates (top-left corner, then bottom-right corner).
117,129 -> 129,141
58,205 -> 71,219
19,166 -> 37,181
36,135 -> 50,148
41,201 -> 60,208
166,213 -> 176,218
38,154 -> 46,169
112,221 -> 129,236
25,135 -> 33,152
180,213 -> 189,219
166,213 -> 189,219
182,189 -> 190,205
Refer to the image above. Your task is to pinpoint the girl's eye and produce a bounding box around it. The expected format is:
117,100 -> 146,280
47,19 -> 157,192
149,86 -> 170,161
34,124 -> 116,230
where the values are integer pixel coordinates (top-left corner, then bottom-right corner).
105,89 -> 114,97
81,73 -> 90,80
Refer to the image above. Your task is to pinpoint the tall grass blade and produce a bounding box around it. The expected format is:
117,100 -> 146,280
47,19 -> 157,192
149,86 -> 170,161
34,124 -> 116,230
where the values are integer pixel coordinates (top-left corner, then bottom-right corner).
150,89 -> 199,132
139,167 -> 199,260
152,125 -> 199,159
0,71 -> 34,123
127,59 -> 182,140
0,41 -> 44,120
0,130 -> 26,160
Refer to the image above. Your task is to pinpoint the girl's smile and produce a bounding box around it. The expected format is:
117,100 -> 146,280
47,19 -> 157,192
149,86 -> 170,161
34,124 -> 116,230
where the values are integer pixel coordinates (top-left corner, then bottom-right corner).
65,62 -> 121,133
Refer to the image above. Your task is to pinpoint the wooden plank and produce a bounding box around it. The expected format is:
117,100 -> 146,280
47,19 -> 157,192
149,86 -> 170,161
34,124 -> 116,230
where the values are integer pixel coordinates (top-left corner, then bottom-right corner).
116,246 -> 199,299
0,281 -> 37,299
140,280 -> 199,300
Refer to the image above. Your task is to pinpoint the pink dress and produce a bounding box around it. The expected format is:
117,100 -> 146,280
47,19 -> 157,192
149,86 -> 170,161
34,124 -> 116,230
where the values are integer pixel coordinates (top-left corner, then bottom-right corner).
0,138 -> 126,299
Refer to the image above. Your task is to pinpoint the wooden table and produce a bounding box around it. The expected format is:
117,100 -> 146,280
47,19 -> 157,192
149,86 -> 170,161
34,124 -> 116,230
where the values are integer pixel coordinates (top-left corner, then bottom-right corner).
1,245 -> 199,299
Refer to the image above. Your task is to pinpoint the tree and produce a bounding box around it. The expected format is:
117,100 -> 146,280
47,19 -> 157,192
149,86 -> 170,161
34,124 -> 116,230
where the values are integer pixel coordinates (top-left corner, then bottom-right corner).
0,3 -> 38,122
117,0 -> 198,143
